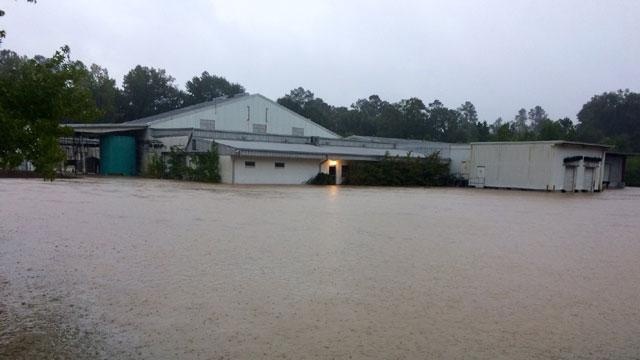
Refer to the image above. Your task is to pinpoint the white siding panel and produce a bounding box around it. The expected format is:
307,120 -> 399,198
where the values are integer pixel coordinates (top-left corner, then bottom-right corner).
219,155 -> 233,184
470,142 -> 606,191
150,95 -> 338,138
233,157 -> 320,184
449,145 -> 471,178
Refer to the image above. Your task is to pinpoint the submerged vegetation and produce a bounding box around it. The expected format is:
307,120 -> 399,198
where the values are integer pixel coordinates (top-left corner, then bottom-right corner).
146,144 -> 221,183
308,153 -> 452,187
626,156 -> 640,187
343,153 -> 451,187
307,173 -> 336,185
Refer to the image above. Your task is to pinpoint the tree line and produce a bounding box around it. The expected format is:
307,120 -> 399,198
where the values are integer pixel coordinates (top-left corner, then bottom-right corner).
4,48 -> 639,153
1,47 -> 639,179
277,87 -> 640,154
0,49 -> 245,124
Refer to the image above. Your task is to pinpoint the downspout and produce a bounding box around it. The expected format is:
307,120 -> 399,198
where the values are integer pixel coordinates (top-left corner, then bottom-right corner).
232,155 -> 236,184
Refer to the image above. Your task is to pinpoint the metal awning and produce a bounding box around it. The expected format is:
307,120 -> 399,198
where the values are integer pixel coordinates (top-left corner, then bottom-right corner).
213,139 -> 426,160
66,124 -> 148,135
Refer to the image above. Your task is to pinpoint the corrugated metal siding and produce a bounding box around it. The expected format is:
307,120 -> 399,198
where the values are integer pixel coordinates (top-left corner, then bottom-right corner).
470,142 -> 606,191
149,95 -> 339,138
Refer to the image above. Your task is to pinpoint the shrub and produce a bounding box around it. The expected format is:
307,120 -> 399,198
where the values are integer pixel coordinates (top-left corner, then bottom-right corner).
342,153 -> 451,186
626,155 -> 640,187
189,144 -> 221,183
153,144 -> 221,183
166,146 -> 189,180
145,154 -> 165,178
307,172 -> 335,185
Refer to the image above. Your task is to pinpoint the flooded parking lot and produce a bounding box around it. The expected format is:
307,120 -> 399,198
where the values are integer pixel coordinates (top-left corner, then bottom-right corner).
1,178 -> 639,359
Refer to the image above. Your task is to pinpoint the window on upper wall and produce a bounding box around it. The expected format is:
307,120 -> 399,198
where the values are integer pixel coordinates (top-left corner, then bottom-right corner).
252,124 -> 267,134
275,162 -> 285,168
245,161 -> 256,168
200,119 -> 215,130
292,127 -> 304,136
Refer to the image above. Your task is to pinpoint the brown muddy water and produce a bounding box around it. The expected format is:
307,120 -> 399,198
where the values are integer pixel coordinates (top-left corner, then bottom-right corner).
1,178 -> 639,359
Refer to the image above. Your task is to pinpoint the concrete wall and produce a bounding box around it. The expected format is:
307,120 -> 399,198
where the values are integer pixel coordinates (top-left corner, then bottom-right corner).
227,156 -> 321,184
150,95 -> 338,138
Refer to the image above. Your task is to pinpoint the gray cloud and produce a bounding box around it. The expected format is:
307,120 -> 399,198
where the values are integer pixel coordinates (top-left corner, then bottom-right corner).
2,0 -> 639,122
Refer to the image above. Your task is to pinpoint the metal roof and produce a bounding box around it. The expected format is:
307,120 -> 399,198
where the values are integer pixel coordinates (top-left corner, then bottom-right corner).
346,135 -> 454,147
66,123 -> 147,134
213,139 -> 425,159
122,93 -> 250,125
470,140 -> 611,149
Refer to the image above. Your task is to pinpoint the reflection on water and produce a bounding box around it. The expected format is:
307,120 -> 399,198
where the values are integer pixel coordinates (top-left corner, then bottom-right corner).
1,178 -> 640,359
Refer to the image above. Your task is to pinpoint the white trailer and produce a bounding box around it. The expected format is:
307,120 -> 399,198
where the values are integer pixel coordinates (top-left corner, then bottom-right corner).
468,141 -> 609,192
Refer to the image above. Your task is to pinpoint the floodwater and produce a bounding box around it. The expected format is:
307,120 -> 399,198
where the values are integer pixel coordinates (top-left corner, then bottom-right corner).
1,178 -> 639,359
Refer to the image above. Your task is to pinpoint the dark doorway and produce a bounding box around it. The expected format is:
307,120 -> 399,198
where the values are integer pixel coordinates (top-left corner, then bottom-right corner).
329,165 -> 337,184
341,165 -> 349,183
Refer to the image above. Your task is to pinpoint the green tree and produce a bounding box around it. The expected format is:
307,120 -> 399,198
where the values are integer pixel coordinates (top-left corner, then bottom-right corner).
375,104 -> 404,138
398,98 -> 428,139
577,90 -> 640,152
476,121 -> 491,141
528,105 -> 548,132
277,87 -> 314,114
185,71 -> 244,104
87,64 -> 120,122
120,65 -> 185,122
458,101 -> 479,141
277,88 -> 337,131
0,46 -> 99,179
514,108 -> 528,134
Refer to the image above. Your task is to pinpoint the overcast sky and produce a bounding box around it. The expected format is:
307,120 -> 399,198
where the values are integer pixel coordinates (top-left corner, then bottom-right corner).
2,0 -> 639,122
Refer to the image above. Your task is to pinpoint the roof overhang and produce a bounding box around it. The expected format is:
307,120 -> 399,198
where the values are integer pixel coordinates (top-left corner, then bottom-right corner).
66,123 -> 148,135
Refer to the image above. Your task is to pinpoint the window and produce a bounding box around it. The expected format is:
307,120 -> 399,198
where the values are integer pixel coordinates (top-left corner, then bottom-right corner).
191,139 -> 197,151
253,124 -> 267,134
292,127 -> 304,136
275,162 -> 285,168
200,119 -> 215,130
244,161 -> 255,168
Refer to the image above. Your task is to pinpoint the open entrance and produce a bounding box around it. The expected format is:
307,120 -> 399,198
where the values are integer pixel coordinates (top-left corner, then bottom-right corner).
329,165 -> 337,184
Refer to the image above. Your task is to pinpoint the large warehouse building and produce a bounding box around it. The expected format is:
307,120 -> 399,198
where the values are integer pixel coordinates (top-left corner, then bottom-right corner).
468,141 -> 610,192
68,93 -> 460,184
65,93 -> 626,190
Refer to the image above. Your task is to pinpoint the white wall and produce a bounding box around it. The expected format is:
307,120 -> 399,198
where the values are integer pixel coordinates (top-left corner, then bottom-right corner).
469,142 -> 606,191
550,145 -> 606,191
470,143 -> 554,190
219,155 -> 233,184
150,95 -> 338,138
229,157 -> 321,184
449,145 -> 471,178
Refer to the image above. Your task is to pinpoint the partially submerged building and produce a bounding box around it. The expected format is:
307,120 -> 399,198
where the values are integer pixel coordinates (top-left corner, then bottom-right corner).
468,141 -> 610,192
68,93 -> 452,184
65,94 -> 626,190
